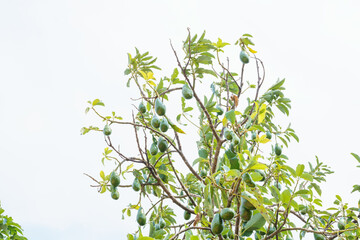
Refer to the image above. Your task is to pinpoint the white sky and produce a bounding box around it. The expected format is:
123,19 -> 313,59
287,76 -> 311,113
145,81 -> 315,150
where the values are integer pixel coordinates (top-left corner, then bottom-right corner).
0,0 -> 359,239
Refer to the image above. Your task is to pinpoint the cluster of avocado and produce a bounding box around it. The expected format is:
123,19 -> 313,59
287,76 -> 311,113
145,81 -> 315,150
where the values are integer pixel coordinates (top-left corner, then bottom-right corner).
240,192 -> 255,223
109,171 -> 120,200
210,208 -> 236,237
150,137 -> 168,156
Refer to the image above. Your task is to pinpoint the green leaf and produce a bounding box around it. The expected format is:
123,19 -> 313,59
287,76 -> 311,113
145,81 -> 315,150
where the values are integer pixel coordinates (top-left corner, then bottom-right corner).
295,189 -> 311,195
243,213 -> 266,231
296,164 -> 305,177
281,189 -> 291,204
301,173 -> 313,182
351,185 -> 360,193
169,122 -> 185,134
269,79 -> 285,90
225,110 -> 236,124
138,237 -> 155,240
351,153 -> 360,163
92,99 -> 105,107
248,125 -> 266,132
285,165 -> 297,178
226,169 -> 241,177
310,183 -> 322,196
270,185 -> 280,202
250,163 -> 268,170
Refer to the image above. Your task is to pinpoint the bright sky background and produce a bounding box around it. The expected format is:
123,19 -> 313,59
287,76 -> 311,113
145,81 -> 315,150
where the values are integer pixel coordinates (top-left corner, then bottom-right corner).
1,1 -> 360,239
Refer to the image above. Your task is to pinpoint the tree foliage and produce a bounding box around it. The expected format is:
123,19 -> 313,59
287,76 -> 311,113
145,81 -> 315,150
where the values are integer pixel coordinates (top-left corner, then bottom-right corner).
82,30 -> 360,240
0,203 -> 27,240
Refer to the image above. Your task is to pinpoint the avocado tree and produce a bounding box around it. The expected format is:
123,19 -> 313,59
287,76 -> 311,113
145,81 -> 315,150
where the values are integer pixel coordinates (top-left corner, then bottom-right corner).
81,30 -> 360,240
0,202 -> 27,240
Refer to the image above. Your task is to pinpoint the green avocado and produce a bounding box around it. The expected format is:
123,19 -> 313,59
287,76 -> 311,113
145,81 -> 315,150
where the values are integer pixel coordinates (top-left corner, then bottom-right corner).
157,137 -> 168,152
103,124 -> 112,136
158,164 -> 168,183
240,51 -> 250,64
220,208 -> 236,220
182,84 -> 193,99
136,207 -> 146,226
243,173 -> 256,188
150,142 -> 158,156
110,171 -> 120,187
232,135 -> 240,145
184,210 -> 191,220
254,170 -> 265,181
274,143 -> 282,156
241,192 -> 256,210
313,233 -> 325,240
211,213 -> 224,235
159,217 -> 166,229
251,131 -> 257,140
110,188 -> 119,200
132,178 -> 141,192
338,217 -> 346,230
155,98 -> 166,116
224,128 -> 233,140
216,105 -> 224,116
139,102 -> 146,114
266,131 -> 272,139
160,118 -> 169,132
151,115 -> 160,129
200,169 -> 207,178
240,204 -> 252,222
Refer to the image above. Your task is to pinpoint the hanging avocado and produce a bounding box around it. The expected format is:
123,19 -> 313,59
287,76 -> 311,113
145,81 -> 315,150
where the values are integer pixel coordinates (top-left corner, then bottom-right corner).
241,192 -> 256,210
159,217 -> 166,229
274,143 -> 282,156
160,118 -> 169,132
155,98 -> 166,116
266,131 -> 272,139
139,102 -> 146,114
182,84 -> 193,99
200,169 -> 207,178
251,131 -> 257,140
232,135 -> 240,145
110,188 -> 119,200
240,204 -> 252,222
240,50 -> 250,64
150,142 -> 158,156
151,115 -> 160,129
216,105 -> 224,116
243,172 -> 256,188
254,170 -> 266,181
220,208 -> 236,220
211,213 -> 224,235
110,171 -> 120,187
224,128 -> 233,140
158,137 -> 168,152
338,217 -> 346,230
136,207 -> 146,226
184,210 -> 191,220
103,124 -> 112,136
132,178 -> 141,192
